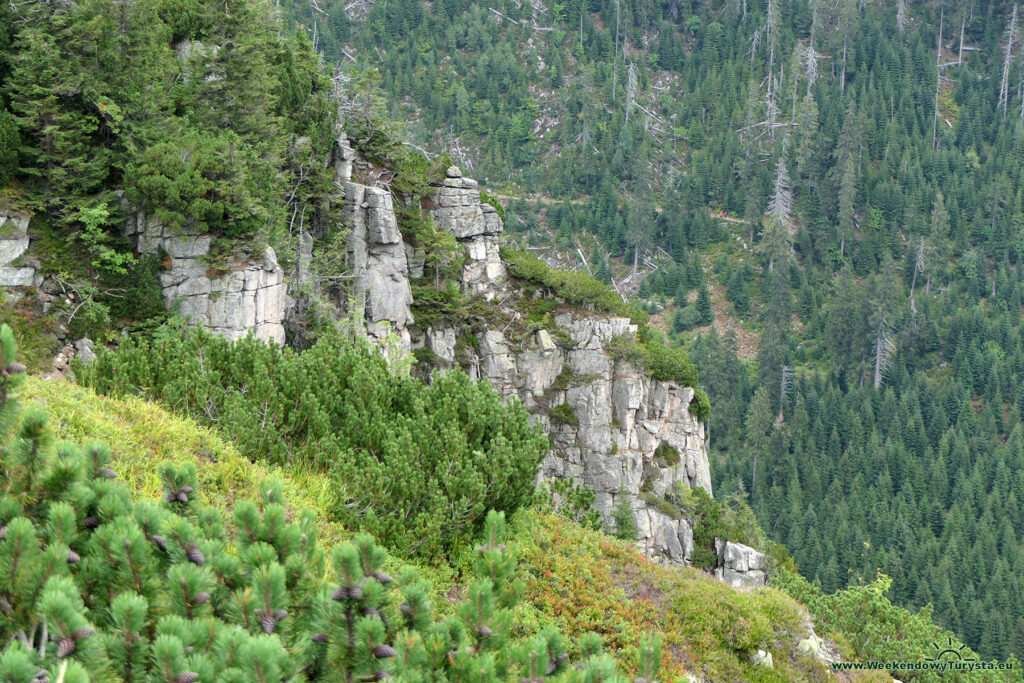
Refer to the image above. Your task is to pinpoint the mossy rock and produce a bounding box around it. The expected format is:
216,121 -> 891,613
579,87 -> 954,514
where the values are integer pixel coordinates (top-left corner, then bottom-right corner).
640,490 -> 684,520
654,442 -> 681,468
547,402 -> 578,426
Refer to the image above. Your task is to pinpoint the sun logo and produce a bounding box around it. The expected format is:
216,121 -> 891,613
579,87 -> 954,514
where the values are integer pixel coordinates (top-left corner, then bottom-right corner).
931,636 -> 976,663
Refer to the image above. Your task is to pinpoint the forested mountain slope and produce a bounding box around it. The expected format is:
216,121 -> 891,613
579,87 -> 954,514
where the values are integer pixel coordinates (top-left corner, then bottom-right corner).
286,0 -> 1024,663
2,0 -> 1024,673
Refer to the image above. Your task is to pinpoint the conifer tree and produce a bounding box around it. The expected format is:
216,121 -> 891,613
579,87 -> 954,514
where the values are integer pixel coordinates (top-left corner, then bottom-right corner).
0,324 -> 650,682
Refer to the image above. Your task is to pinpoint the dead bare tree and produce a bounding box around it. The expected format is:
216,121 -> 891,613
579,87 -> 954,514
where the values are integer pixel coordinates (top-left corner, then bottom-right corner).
872,317 -> 896,390
1000,5 -> 1019,120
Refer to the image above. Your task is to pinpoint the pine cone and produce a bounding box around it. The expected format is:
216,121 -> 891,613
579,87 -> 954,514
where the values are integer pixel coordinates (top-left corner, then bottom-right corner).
372,571 -> 394,584
0,524 -> 7,539
186,544 -> 205,565
476,625 -> 494,638
82,516 -> 100,529
399,602 -> 413,617
348,585 -> 364,600
31,669 -> 48,683
74,626 -> 95,640
6,363 -> 26,375
98,467 -> 117,479
152,535 -> 168,552
261,614 -> 277,634
372,644 -> 397,659
173,673 -> 200,683
165,492 -> 178,504
273,609 -> 288,620
311,632 -> 329,643
363,607 -> 380,619
57,637 -> 76,658
192,592 -> 211,605
555,653 -> 569,665
331,587 -> 349,601
66,549 -> 80,564
180,486 -> 194,495
177,491 -> 189,504
375,672 -> 391,680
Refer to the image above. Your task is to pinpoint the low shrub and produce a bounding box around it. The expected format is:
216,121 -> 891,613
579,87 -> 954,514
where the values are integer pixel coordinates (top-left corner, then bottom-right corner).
1,322 -> 659,682
547,402 -> 579,426
500,246 -> 647,327
604,336 -> 709,419
76,323 -> 548,558
680,487 -> 763,570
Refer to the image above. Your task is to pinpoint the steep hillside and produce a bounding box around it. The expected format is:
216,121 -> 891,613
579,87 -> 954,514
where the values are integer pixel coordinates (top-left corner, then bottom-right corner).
3,0 -> 1024,673
18,373 -> 1005,682
281,0 -> 1024,661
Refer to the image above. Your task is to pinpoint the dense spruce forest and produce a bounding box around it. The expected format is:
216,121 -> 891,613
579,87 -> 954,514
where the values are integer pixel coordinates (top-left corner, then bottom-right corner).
3,0 -> 1024,675
280,0 -> 1024,663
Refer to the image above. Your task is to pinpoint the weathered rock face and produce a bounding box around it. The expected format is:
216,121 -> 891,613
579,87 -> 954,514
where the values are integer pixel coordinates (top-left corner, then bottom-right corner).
319,140 -> 714,566
342,182 -> 414,350
125,212 -> 286,345
713,539 -> 768,588
0,211 -> 41,288
333,145 -> 506,352
435,310 -> 711,566
427,166 -> 506,298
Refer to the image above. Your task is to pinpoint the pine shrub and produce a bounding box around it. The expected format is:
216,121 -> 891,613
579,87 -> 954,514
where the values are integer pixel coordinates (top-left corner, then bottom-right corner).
76,323 -> 548,557
0,323 -> 659,681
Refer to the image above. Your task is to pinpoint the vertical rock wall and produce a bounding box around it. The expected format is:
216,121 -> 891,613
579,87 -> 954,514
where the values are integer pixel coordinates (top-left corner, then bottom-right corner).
427,166 -> 507,298
341,179 -> 415,350
323,136 -> 715,567
125,213 -> 286,345
426,311 -> 711,566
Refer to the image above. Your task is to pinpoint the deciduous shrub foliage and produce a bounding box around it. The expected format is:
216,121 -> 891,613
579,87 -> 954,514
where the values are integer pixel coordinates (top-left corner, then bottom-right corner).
0,324 -> 660,682
77,323 -> 548,557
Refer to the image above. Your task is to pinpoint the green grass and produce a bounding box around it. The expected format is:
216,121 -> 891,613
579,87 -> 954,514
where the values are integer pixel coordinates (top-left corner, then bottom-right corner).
22,375 -> 346,546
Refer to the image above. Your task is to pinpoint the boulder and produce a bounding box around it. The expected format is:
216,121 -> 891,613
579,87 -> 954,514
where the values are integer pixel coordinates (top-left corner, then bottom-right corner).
714,540 -> 767,588
73,338 -> 96,363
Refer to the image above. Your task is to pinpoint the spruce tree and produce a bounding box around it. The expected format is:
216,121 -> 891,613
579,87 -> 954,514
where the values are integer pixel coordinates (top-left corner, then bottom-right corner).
696,286 -> 713,325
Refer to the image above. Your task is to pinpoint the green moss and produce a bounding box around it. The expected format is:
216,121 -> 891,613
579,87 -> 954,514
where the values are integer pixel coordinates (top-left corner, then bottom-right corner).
547,402 -> 579,426
501,246 -> 648,328
550,369 -> 600,392
604,335 -> 704,399
654,442 -> 681,467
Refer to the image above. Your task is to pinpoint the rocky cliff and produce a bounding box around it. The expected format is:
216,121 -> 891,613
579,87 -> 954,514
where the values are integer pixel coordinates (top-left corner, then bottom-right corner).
331,136 -> 712,567
1,134 -> 718,570
124,211 -> 287,346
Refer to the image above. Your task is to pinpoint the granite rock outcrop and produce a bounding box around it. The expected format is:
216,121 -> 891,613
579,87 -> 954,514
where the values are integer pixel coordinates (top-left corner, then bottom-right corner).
124,212 -> 286,345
